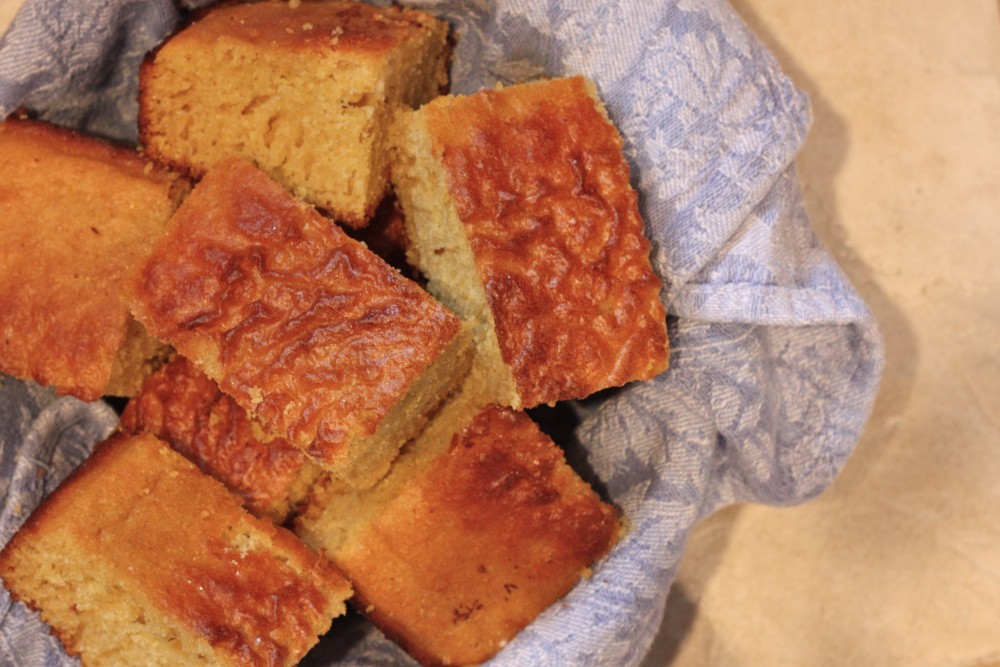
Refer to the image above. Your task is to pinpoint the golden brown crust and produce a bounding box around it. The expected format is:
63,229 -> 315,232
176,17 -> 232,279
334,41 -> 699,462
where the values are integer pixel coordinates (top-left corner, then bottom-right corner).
0,117 -> 187,400
423,77 -> 669,406
0,432 -> 351,665
129,158 -> 461,467
119,355 -> 317,522
333,405 -> 621,666
169,0 -> 442,56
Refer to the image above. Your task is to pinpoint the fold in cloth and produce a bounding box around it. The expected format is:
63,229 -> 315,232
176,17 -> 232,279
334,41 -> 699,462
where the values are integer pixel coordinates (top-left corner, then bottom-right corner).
0,0 -> 884,664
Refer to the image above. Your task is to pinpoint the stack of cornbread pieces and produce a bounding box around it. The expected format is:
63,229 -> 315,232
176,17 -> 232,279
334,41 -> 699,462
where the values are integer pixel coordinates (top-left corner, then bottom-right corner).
0,1 -> 669,665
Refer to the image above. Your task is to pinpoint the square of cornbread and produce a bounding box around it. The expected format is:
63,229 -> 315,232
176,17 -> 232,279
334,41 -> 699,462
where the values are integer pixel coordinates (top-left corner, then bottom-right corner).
119,355 -> 322,523
0,432 -> 352,667
139,0 -> 451,227
129,158 -> 471,489
391,76 -> 670,409
0,117 -> 187,400
295,398 -> 622,666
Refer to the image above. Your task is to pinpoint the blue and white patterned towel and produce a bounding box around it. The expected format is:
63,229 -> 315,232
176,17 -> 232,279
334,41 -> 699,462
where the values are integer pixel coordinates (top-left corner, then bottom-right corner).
0,1 -> 884,665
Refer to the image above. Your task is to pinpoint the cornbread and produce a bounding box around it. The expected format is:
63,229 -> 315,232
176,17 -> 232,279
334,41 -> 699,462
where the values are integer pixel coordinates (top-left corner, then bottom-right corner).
129,158 -> 472,489
0,117 -> 187,400
295,399 -> 622,666
391,76 -> 670,409
0,432 -> 352,666
105,316 -> 175,398
119,355 -> 321,523
139,0 -> 451,226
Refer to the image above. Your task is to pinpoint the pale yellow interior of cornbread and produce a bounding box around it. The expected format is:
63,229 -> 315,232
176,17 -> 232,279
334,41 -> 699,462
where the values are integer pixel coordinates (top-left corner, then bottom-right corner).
145,28 -> 445,224
389,112 -> 521,409
1,527 -> 221,666
105,317 -> 173,398
281,460 -> 324,519
335,321 -> 473,489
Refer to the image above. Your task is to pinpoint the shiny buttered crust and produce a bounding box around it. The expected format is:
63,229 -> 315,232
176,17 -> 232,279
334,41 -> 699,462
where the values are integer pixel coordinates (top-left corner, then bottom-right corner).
119,355 -> 319,523
128,158 -> 463,470
421,76 -> 669,406
0,432 -> 351,666
331,405 -> 622,666
0,117 -> 185,400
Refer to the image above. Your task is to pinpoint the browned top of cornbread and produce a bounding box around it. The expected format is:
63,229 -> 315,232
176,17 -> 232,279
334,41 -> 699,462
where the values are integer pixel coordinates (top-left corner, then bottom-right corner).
119,355 -> 316,522
0,432 -> 351,665
0,117 -> 186,400
422,76 -> 669,406
170,0 -> 442,57
334,405 -> 621,665
129,158 -> 461,465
